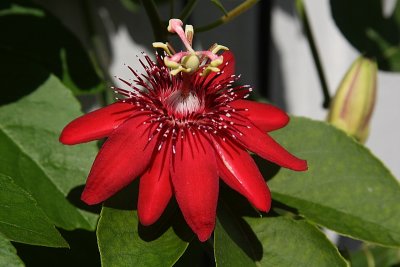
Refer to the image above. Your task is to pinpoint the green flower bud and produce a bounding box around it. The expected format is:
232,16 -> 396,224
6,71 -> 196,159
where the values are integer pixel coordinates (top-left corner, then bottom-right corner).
327,56 -> 377,143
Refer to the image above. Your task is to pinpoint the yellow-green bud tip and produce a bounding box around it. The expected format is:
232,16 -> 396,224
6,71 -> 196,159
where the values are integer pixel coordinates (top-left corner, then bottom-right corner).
327,56 -> 378,143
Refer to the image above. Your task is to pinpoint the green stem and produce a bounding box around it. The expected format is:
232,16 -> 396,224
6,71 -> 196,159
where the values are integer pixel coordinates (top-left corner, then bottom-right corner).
196,0 -> 259,32
296,0 -> 331,109
179,0 -> 199,22
140,0 -> 168,41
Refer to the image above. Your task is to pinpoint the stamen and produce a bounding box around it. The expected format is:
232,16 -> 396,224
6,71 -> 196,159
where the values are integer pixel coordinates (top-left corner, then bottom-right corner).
152,42 -> 173,56
211,44 -> 229,54
185,24 -> 194,46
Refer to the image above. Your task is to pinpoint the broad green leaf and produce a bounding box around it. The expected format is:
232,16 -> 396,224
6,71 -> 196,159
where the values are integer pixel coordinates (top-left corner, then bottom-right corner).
330,0 -> 400,72
214,205 -> 257,267
0,75 -> 98,230
350,245 -> 400,267
0,233 -> 24,267
0,0 -> 104,99
269,117 -> 400,246
214,200 -> 347,267
247,217 -> 348,267
98,207 -> 188,267
214,219 -> 256,266
0,174 -> 67,247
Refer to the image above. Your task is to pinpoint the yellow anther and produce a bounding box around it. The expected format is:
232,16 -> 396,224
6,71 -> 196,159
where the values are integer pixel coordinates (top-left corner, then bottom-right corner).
211,44 -> 229,54
153,42 -> 173,56
185,24 -> 194,46
164,57 -> 181,69
170,66 -> 192,76
210,57 -> 223,67
201,66 -> 220,76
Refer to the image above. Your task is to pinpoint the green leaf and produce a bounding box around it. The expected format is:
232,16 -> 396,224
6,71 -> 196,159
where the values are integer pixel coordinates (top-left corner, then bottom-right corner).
0,233 -> 24,267
97,184 -> 193,267
247,217 -> 348,267
0,75 -> 98,231
330,0 -> 400,72
98,209 -> 188,267
214,204 -> 258,267
349,245 -> 400,267
269,117 -> 400,247
0,0 -> 104,99
215,207 -> 348,267
0,173 -> 67,247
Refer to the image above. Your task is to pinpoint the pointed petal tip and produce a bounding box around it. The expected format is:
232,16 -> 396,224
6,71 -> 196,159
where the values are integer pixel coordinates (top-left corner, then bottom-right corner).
137,199 -> 171,226
138,212 -> 157,226
188,217 -> 215,242
196,227 -> 214,242
264,203 -> 272,213
280,113 -> 290,127
253,195 -> 271,212
81,190 -> 103,205
248,183 -> 271,212
59,120 -> 97,145
59,129 -> 77,145
291,159 -> 308,171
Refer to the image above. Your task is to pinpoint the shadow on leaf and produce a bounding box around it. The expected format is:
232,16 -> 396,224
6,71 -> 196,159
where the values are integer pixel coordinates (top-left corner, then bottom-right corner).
215,188 -> 263,262
14,229 -> 100,267
103,180 -> 193,243
67,185 -> 102,214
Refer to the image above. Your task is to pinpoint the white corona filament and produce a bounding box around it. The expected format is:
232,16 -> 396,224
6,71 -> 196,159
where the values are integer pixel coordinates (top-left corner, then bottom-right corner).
165,90 -> 201,116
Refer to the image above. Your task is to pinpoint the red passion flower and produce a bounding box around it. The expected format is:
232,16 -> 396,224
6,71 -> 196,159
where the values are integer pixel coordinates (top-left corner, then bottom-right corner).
60,19 -> 307,241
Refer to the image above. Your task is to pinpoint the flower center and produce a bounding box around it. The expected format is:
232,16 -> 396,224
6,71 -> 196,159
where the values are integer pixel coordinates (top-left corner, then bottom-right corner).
165,90 -> 201,117
153,19 -> 228,76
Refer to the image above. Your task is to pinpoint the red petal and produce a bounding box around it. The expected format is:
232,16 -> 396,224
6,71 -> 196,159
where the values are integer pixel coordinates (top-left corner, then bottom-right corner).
171,132 -> 218,242
137,141 -> 172,226
213,139 -> 271,212
204,50 -> 235,84
60,102 -> 134,145
81,113 -> 156,205
230,100 -> 289,132
233,118 -> 308,171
